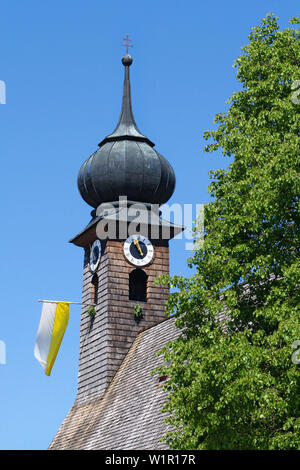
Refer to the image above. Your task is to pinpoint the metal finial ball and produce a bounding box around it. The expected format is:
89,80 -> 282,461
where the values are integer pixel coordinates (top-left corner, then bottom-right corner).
122,54 -> 133,66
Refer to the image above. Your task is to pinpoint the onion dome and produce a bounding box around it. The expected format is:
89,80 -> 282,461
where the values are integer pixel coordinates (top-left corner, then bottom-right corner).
77,54 -> 176,208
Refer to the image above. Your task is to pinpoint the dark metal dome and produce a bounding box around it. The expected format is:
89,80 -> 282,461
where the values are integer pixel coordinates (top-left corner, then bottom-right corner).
77,54 -> 176,208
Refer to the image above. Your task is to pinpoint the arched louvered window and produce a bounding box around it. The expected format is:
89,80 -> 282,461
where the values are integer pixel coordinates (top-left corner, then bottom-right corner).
91,274 -> 98,305
129,269 -> 147,302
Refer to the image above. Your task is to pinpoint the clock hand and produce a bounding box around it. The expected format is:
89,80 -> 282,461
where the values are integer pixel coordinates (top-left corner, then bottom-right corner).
92,249 -> 98,262
133,239 -> 144,257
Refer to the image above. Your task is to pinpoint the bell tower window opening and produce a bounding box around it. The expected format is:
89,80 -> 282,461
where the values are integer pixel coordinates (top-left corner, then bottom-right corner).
91,274 -> 99,305
129,269 -> 147,302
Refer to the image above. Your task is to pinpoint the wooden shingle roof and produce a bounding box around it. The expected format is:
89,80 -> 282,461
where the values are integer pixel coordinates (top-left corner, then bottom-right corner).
49,317 -> 179,450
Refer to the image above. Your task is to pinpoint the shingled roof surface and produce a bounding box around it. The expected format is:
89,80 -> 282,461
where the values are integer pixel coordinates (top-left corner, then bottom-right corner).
49,316 -> 179,450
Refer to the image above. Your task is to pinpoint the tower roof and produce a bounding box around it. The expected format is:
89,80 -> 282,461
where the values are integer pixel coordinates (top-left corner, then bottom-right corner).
77,54 -> 176,208
98,54 -> 155,148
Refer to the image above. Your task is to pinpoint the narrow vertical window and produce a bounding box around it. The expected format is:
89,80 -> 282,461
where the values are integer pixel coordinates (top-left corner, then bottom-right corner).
129,269 -> 147,302
91,274 -> 98,305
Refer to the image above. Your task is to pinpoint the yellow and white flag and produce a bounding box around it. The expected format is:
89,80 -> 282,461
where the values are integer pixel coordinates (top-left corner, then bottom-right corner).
34,302 -> 69,376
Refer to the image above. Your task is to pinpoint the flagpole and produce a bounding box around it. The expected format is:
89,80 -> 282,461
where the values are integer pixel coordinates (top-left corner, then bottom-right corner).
38,299 -> 94,306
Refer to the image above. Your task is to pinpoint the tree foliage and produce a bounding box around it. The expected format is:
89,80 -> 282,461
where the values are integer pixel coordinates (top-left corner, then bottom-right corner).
156,14 -> 300,450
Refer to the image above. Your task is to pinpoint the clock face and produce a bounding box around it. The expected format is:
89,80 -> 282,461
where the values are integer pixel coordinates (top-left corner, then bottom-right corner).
89,239 -> 102,272
123,235 -> 154,267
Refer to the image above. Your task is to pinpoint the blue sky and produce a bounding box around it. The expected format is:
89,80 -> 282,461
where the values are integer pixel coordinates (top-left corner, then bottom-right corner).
0,0 -> 298,450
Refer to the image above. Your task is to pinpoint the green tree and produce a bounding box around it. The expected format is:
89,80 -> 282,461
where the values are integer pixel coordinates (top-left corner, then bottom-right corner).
156,14 -> 300,450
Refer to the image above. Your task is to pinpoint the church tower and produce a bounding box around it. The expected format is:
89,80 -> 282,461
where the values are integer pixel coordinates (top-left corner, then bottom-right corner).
70,53 -> 183,406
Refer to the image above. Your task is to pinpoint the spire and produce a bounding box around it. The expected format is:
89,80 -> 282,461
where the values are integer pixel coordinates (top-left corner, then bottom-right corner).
98,52 -> 155,148
78,47 -> 176,209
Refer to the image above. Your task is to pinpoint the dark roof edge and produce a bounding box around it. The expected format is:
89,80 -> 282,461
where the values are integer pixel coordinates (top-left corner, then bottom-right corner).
138,315 -> 175,334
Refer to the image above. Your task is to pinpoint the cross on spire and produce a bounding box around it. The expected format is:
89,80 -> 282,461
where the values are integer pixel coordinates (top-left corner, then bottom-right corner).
122,34 -> 133,54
